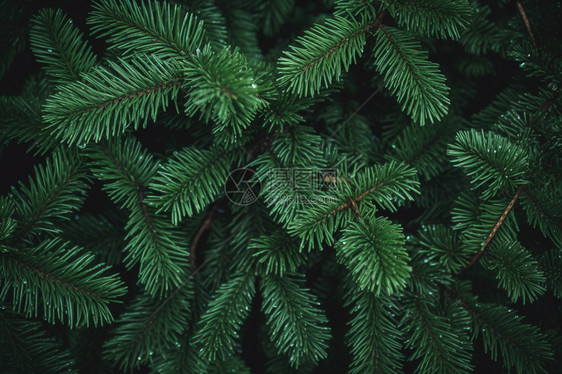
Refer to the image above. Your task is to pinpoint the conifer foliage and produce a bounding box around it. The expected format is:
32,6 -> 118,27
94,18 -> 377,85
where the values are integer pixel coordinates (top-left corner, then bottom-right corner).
1,0 -> 561,373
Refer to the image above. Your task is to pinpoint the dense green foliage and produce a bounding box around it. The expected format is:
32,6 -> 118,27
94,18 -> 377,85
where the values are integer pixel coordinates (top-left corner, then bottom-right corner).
1,0 -> 561,373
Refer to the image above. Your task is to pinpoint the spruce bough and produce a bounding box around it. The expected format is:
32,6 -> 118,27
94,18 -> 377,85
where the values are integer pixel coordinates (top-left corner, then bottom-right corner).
0,0 -> 561,373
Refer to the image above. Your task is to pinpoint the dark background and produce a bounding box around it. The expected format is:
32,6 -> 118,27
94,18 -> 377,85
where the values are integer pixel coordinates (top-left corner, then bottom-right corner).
2,1 -> 556,373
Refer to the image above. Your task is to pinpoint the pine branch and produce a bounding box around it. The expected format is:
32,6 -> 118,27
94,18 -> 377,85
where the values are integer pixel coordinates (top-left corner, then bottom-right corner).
343,280 -> 404,374
149,146 -> 240,224
43,56 -> 184,145
30,8 -> 96,84
370,25 -> 450,125
289,161 -> 419,250
89,0 -> 206,60
193,272 -> 256,362
260,273 -> 330,368
277,14 -> 374,97
448,129 -> 528,199
450,282 -> 553,374
9,148 -> 90,241
481,239 -> 546,303
382,0 -> 472,40
88,137 -> 190,296
183,46 -> 270,139
401,293 -> 473,374
0,309 -> 76,373
337,216 -> 411,296
1,238 -> 126,328
103,286 -> 192,371
457,186 -> 524,276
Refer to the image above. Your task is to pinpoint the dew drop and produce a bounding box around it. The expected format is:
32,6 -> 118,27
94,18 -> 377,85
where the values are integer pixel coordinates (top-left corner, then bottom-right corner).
78,142 -> 87,149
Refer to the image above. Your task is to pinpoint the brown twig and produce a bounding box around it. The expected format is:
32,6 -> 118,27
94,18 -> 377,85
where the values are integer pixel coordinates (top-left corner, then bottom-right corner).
515,0 -> 537,48
456,186 -> 525,276
190,205 -> 219,272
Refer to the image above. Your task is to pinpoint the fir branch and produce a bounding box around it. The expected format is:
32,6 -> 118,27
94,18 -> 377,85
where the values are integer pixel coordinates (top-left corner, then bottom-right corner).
182,0 -> 228,50
451,191 -> 519,250
448,129 -> 528,199
43,56 -> 184,145
521,184 -> 562,248
30,9 -> 96,84
193,273 -> 256,362
450,283 -> 553,374
260,273 -> 330,368
370,25 -> 450,125
337,216 -> 411,296
401,293 -> 473,374
343,284 -> 404,374
289,161 -> 419,250
346,288 -> 404,374
481,239 -> 546,304
0,238 -> 126,328
89,0 -> 206,60
9,149 -> 89,242
249,232 -> 305,277
277,14 -> 373,96
539,248 -> 562,298
382,0 -> 472,40
89,137 -> 190,297
149,146 -> 240,224
457,186 -> 524,276
103,285 -> 192,370
0,309 -> 76,373
183,46 -> 270,138
417,225 -> 473,274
